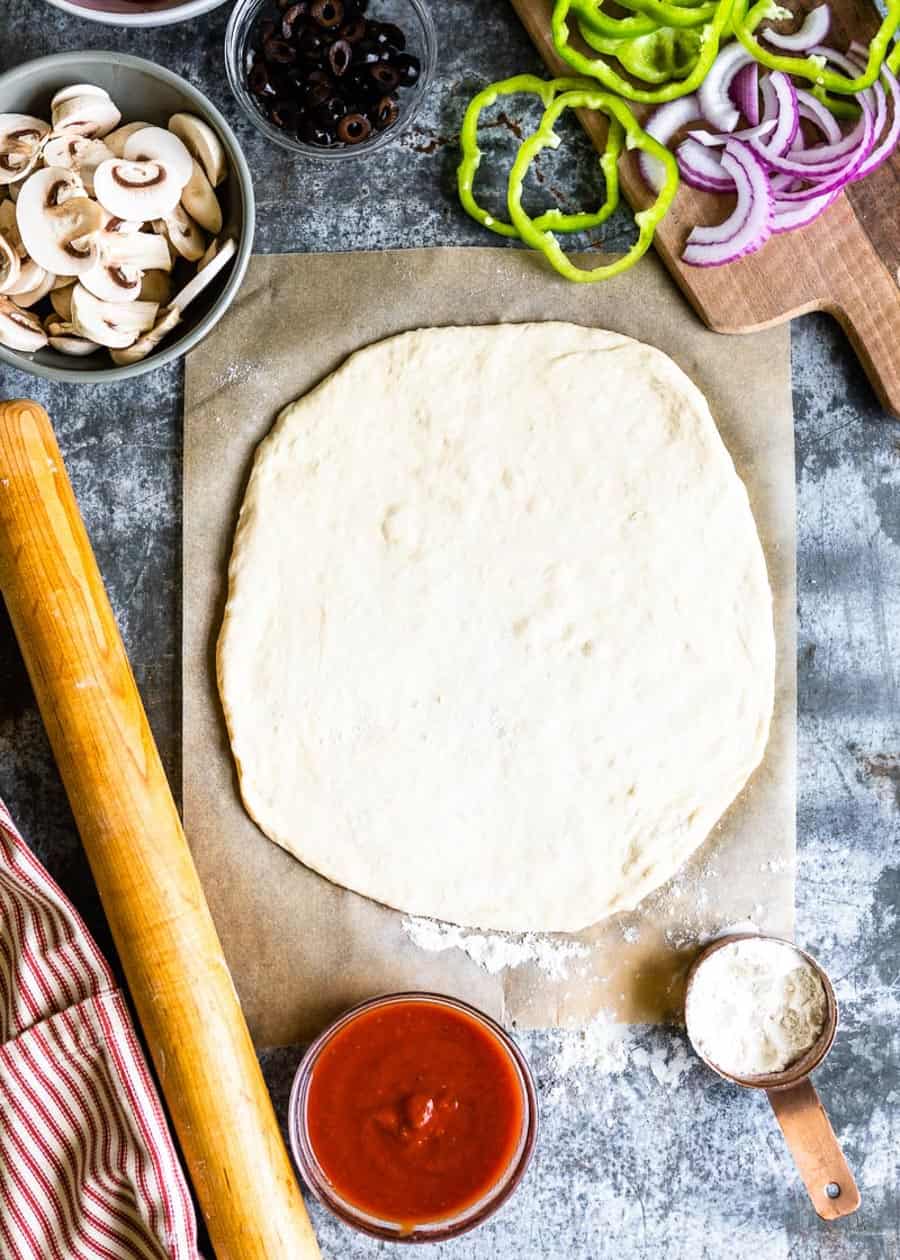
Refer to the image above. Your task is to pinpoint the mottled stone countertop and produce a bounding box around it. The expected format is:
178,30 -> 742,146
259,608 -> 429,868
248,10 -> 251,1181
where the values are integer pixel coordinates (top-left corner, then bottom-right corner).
1,2 -> 898,1257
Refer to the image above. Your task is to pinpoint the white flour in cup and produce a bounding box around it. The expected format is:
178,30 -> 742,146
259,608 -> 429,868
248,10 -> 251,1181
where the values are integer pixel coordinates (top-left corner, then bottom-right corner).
685,937 -> 827,1077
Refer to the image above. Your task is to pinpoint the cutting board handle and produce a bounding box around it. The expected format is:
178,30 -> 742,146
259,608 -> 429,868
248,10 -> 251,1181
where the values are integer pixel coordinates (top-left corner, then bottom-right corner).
0,400 -> 320,1260
767,1078 -> 861,1221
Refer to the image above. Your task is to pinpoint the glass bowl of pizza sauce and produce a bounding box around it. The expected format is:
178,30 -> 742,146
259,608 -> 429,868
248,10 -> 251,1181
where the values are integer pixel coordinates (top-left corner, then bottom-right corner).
289,992 -> 538,1240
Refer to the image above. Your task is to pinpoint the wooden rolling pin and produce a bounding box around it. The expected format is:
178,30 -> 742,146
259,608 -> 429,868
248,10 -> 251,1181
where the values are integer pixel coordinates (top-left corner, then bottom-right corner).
0,400 -> 320,1260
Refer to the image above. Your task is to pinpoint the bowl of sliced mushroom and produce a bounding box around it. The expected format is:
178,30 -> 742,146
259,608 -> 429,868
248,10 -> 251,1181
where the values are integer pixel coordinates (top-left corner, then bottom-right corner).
0,51 -> 254,381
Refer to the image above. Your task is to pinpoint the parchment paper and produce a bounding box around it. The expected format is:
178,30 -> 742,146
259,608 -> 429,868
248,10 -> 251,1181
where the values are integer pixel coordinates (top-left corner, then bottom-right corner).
183,247 -> 796,1048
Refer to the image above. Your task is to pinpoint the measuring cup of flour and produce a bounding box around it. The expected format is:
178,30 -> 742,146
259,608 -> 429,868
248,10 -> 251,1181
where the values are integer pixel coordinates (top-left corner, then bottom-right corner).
684,933 -> 860,1221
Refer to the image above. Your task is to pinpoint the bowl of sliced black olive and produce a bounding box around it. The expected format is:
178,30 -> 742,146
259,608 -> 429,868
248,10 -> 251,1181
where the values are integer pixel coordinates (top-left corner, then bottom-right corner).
225,0 -> 436,155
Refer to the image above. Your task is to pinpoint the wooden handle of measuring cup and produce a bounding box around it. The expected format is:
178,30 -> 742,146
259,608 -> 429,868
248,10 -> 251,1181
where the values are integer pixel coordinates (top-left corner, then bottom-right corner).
0,401 -> 320,1260
767,1079 -> 861,1220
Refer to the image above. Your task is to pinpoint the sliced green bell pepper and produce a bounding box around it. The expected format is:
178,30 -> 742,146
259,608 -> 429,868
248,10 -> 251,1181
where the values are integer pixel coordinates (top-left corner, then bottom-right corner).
457,74 -> 624,238
507,90 -> 679,283
551,0 -> 735,102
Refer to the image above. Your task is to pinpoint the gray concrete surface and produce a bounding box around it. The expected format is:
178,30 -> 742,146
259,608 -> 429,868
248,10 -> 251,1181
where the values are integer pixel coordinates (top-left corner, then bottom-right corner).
1,3 -> 898,1257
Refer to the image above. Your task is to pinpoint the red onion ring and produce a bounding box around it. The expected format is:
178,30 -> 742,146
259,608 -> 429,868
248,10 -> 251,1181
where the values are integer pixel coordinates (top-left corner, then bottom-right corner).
698,43 -> 754,132
638,94 -> 704,192
762,4 -> 831,52
730,62 -> 760,125
682,140 -> 773,265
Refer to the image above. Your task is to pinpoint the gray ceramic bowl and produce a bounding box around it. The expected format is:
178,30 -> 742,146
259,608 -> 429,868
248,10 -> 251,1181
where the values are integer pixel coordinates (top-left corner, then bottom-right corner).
0,52 -> 255,383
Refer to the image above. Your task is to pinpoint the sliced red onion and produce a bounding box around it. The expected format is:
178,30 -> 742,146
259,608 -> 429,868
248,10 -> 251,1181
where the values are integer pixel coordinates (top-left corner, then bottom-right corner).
698,43 -> 754,133
774,98 -> 876,198
771,95 -> 874,176
638,93 -> 703,192
762,4 -> 831,51
796,88 -> 843,143
688,120 -> 777,145
809,45 -> 878,112
682,140 -> 773,266
851,62 -> 900,180
676,137 -> 735,191
770,173 -> 804,192
751,73 -> 800,158
772,187 -> 839,232
730,62 -> 760,126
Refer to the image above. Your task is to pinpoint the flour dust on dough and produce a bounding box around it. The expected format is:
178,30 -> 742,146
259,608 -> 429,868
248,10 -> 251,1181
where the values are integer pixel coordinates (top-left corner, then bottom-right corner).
217,323 -> 775,933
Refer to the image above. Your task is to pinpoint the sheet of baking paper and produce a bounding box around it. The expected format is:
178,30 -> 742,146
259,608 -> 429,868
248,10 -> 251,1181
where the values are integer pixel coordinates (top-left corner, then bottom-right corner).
183,247 -> 795,1048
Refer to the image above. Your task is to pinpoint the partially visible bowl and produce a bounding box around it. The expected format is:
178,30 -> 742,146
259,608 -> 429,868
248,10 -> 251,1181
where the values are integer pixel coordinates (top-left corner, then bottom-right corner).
44,0 -> 228,30
225,0 -> 437,160
0,52 -> 255,383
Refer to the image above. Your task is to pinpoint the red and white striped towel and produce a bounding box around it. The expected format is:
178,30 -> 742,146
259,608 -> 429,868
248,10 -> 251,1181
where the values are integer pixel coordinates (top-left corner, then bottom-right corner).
0,797 -> 199,1260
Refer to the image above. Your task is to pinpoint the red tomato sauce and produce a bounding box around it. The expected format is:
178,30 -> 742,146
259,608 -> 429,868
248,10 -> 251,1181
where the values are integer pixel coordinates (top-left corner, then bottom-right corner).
305,999 -> 526,1226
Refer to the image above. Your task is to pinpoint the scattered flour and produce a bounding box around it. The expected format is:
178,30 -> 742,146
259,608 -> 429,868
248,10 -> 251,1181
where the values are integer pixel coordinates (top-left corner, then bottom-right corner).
545,1013 -> 698,1098
401,915 -> 590,980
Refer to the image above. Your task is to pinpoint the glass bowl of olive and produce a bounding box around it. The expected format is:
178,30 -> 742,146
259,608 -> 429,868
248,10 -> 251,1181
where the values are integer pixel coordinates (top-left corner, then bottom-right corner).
225,0 -> 437,157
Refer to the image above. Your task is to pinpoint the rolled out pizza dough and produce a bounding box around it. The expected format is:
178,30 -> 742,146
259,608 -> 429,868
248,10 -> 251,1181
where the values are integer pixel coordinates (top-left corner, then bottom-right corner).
217,323 -> 775,933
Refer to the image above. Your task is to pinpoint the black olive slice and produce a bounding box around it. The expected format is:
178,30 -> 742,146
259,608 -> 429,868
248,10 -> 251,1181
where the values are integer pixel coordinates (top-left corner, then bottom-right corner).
263,36 -> 297,63
281,3 -> 308,37
328,39 -> 353,76
338,16 -> 367,42
310,0 -> 344,27
249,62 -> 276,95
337,111 -> 372,143
367,61 -> 400,91
371,93 -> 399,130
392,52 -> 421,86
373,21 -> 405,50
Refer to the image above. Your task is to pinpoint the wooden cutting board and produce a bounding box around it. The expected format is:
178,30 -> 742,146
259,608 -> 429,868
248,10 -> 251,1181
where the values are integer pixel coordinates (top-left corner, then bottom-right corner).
507,0 -> 900,414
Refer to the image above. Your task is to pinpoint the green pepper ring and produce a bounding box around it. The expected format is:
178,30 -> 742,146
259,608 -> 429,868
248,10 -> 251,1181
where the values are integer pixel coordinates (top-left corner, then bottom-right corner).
580,0 -> 717,33
457,74 -> 625,239
730,0 -> 900,94
579,20 -> 704,83
551,0 -> 736,103
507,90 -> 680,284
572,0 -> 716,44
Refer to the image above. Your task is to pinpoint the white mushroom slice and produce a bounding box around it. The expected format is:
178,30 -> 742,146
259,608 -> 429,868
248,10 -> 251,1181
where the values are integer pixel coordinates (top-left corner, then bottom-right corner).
110,305 -> 180,365
168,113 -> 227,187
51,283 -> 75,320
197,237 -> 220,272
4,258 -> 47,296
102,228 -> 172,272
52,93 -> 121,139
11,269 -> 56,308
108,236 -> 237,366
104,122 -> 150,157
0,295 -> 47,351
156,203 -> 205,261
180,160 -> 222,235
124,126 -> 193,187
93,158 -> 181,221
70,284 -> 157,348
51,84 -> 111,110
81,257 -> 141,303
0,115 -> 50,186
139,268 -> 171,304
0,199 -> 23,252
171,235 -> 236,312
46,318 -> 99,355
16,168 -> 103,276
0,232 -> 20,293
41,136 -> 114,194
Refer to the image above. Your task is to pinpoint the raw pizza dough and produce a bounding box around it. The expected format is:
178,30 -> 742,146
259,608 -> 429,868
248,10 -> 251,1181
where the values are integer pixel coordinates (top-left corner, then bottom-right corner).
217,323 -> 775,933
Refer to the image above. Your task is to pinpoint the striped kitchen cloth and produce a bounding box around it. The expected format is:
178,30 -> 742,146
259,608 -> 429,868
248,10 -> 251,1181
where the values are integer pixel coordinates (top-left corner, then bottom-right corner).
0,796 -> 200,1260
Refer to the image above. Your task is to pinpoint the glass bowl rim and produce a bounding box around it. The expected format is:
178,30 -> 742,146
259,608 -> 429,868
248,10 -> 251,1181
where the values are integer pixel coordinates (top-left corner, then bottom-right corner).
224,0 -> 437,160
288,990 -> 540,1242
